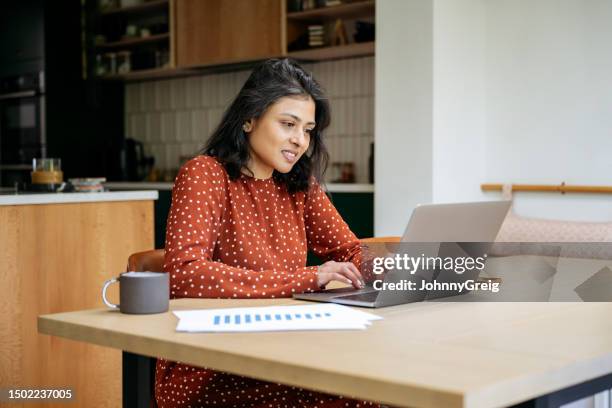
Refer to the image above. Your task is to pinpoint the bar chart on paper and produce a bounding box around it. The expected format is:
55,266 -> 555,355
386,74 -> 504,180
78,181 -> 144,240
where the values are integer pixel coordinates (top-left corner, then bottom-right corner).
213,310 -> 332,325
174,304 -> 382,332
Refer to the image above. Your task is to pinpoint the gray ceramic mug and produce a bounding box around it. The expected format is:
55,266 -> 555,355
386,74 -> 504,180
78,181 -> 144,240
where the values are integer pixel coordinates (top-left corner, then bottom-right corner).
102,271 -> 169,314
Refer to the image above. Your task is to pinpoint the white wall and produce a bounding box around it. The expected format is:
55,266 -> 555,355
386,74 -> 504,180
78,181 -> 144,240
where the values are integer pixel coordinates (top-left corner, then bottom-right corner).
376,0 -> 612,237
375,0 -> 433,236
483,0 -> 612,221
432,0 -> 486,204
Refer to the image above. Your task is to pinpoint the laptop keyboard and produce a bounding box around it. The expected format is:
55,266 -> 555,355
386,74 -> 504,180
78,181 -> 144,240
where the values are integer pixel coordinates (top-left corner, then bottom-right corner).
335,291 -> 379,303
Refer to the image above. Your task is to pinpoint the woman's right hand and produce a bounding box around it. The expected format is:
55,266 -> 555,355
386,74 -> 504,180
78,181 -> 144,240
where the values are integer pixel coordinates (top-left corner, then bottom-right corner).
317,261 -> 365,289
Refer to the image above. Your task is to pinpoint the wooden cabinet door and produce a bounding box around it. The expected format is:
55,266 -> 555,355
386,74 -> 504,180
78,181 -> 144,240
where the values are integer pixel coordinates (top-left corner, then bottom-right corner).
175,0 -> 283,67
1,200 -> 154,408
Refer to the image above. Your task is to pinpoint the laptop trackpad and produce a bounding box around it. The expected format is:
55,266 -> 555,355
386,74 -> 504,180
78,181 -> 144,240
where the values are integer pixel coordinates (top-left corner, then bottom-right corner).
322,286 -> 373,295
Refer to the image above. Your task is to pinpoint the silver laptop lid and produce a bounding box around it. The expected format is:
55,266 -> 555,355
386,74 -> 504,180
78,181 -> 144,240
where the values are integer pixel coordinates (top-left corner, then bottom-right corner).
401,201 -> 512,242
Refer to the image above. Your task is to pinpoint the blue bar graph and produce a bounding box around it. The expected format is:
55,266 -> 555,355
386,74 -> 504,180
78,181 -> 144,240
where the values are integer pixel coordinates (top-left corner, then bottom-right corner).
175,305 -> 379,333
207,308 -> 338,328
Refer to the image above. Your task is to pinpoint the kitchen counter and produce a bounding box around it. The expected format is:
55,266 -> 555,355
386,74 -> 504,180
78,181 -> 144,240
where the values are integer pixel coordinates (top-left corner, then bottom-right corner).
104,182 -> 374,193
0,190 -> 158,206
1,191 -> 156,407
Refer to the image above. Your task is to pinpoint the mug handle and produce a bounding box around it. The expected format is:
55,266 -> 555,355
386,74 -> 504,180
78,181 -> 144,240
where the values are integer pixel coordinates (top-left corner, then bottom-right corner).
102,278 -> 119,309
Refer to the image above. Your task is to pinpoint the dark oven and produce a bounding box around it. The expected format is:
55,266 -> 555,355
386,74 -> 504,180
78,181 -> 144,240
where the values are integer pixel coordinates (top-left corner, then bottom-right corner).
0,71 -> 46,187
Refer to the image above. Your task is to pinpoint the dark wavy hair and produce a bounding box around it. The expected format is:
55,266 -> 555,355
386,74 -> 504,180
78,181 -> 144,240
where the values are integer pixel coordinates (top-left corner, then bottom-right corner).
202,58 -> 330,193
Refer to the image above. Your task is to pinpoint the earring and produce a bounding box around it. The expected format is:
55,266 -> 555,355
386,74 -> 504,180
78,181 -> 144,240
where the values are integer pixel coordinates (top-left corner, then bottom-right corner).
243,123 -> 250,132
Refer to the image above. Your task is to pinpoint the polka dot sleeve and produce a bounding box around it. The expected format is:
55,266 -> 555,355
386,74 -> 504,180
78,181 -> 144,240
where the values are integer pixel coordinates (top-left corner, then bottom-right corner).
304,182 -> 362,269
164,158 -> 321,299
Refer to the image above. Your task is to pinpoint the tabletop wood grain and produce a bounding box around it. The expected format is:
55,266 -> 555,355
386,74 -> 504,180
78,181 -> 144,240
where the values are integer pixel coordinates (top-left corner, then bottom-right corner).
38,297 -> 612,408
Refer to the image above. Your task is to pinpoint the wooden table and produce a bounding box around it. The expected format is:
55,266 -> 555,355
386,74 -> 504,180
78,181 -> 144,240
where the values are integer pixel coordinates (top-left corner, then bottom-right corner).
38,298 -> 612,408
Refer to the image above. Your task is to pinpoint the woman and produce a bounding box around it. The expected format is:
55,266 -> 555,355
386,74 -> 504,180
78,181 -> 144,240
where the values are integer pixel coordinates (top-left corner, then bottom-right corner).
156,58 -> 377,408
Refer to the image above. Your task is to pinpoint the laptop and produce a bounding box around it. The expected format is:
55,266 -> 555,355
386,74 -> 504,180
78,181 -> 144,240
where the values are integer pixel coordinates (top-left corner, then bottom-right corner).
293,200 -> 512,308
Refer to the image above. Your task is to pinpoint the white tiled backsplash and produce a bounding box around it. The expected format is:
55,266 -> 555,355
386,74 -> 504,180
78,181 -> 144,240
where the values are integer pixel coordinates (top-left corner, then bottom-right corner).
125,56 -> 374,183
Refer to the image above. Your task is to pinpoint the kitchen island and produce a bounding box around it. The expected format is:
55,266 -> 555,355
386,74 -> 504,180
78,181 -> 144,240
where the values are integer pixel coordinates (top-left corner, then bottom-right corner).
0,191 -> 157,408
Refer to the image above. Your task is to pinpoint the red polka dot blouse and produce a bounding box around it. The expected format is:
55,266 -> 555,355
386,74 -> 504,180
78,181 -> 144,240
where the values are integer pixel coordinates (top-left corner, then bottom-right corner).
155,155 -> 378,407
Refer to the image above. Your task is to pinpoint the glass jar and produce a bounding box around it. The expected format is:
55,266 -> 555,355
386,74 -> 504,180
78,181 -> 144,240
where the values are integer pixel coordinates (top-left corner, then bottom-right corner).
117,51 -> 131,74
103,52 -> 117,74
31,158 -> 63,185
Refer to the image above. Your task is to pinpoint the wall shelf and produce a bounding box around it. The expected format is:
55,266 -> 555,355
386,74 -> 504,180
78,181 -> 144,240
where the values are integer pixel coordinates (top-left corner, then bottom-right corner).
288,41 -> 374,61
88,0 -> 174,80
287,0 -> 375,21
285,0 -> 375,63
95,33 -> 170,49
100,0 -> 169,16
96,58 -> 266,82
88,0 -> 375,82
98,67 -> 191,81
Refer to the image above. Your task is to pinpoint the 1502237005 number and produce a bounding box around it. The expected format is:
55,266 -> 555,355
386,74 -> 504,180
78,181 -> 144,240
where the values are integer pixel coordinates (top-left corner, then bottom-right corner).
0,388 -> 74,402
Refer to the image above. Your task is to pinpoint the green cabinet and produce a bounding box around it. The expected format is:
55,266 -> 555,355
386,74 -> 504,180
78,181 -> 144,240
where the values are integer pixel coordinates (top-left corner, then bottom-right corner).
328,192 -> 374,239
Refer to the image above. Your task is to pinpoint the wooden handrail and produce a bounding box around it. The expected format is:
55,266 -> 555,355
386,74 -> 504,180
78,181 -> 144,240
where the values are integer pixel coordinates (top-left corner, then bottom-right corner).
481,183 -> 612,195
